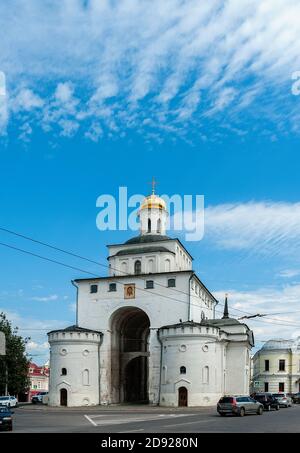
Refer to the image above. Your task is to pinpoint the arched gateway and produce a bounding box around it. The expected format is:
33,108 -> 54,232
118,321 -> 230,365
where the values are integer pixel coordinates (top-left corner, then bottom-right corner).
110,307 -> 150,404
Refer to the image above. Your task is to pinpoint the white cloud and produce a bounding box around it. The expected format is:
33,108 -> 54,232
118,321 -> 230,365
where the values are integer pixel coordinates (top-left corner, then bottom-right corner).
27,340 -> 49,351
213,285 -> 300,349
11,88 -> 44,112
1,0 -> 300,141
278,269 -> 300,278
0,307 -> 70,364
55,82 -> 74,103
31,294 -> 58,302
203,201 -> 300,257
0,71 -> 8,133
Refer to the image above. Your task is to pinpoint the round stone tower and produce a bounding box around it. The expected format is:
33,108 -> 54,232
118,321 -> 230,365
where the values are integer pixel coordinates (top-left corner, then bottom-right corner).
158,321 -> 227,407
47,325 -> 102,407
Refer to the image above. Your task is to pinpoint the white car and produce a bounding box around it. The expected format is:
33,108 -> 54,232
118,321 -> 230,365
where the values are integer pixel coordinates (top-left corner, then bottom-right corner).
272,393 -> 293,408
0,396 -> 18,408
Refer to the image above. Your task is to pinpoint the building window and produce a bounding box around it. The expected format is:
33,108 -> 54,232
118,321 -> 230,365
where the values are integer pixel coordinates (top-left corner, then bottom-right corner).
165,259 -> 171,272
180,366 -> 186,374
162,366 -> 167,385
148,219 -> 151,233
264,382 -> 269,392
279,359 -> 285,371
90,284 -> 98,294
61,368 -> 67,376
157,218 -> 161,233
265,360 -> 269,371
109,283 -> 117,292
83,369 -> 89,386
168,278 -> 176,287
134,260 -> 142,275
146,280 -> 154,289
121,262 -> 128,274
279,382 -> 285,392
148,259 -> 155,273
202,366 -> 209,384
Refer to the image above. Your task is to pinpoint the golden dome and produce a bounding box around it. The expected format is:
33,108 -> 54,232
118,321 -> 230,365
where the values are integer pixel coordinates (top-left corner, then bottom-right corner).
139,194 -> 166,211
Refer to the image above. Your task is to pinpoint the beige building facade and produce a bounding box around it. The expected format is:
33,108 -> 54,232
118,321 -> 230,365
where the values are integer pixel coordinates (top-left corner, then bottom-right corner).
252,338 -> 300,394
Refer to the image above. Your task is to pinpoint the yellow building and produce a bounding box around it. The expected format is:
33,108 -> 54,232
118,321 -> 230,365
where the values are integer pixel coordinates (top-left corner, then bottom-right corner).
252,339 -> 300,394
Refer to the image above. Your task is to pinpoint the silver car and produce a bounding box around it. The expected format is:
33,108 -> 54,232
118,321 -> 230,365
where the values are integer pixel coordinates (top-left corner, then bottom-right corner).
217,395 -> 264,417
272,393 -> 293,408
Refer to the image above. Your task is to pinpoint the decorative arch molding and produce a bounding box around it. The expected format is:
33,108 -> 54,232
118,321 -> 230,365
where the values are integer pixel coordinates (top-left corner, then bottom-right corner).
55,380 -> 72,389
174,378 -> 191,387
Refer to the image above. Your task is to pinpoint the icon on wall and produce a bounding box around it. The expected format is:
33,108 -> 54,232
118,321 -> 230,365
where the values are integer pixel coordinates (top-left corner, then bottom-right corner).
124,284 -> 135,299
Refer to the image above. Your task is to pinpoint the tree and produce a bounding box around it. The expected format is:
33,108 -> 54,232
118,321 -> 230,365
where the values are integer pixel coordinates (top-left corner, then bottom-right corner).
0,312 -> 30,396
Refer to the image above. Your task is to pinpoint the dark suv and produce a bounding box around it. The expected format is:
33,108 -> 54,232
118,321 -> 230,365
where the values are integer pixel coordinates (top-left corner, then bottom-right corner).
252,393 -> 280,411
291,392 -> 300,404
0,406 -> 13,431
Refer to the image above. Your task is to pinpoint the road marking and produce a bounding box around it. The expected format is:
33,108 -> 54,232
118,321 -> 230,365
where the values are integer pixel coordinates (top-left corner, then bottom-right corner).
118,428 -> 145,433
83,413 -> 196,427
163,418 -> 214,429
84,414 -> 98,426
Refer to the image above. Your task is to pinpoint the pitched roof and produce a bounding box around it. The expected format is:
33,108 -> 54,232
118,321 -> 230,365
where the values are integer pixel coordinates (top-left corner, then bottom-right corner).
47,325 -> 102,335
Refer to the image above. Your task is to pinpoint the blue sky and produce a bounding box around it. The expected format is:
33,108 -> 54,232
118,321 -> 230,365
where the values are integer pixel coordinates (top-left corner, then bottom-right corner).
1,0 -> 300,364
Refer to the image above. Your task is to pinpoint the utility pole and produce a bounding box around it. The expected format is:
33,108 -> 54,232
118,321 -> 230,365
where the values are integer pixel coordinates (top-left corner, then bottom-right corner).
5,363 -> 8,396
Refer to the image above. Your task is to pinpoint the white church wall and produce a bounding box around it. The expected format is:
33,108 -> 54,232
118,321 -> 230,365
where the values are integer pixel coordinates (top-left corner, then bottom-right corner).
225,342 -> 250,395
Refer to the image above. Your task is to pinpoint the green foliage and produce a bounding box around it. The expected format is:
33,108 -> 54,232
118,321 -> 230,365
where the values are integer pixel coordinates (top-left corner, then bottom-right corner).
0,312 -> 30,396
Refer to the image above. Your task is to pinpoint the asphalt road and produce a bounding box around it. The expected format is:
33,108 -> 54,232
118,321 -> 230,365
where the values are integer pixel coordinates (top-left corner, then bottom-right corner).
6,403 -> 300,433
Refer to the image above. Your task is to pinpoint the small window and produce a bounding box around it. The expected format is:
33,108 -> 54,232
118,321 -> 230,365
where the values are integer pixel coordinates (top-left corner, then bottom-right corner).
90,284 -> 98,294
61,368 -> 67,376
109,283 -> 117,292
168,278 -> 176,287
134,260 -> 142,275
264,382 -> 269,392
146,280 -> 154,289
180,366 -> 186,374
279,359 -> 285,371
279,382 -> 285,392
265,360 -> 269,371
83,369 -> 89,386
147,219 -> 151,233
157,218 -> 161,233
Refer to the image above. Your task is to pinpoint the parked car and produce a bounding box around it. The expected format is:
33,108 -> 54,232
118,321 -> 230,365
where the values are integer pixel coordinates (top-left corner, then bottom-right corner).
0,406 -> 13,431
31,391 -> 48,404
252,393 -> 280,411
0,396 -> 18,408
291,392 -> 300,404
272,393 -> 293,408
217,395 -> 264,417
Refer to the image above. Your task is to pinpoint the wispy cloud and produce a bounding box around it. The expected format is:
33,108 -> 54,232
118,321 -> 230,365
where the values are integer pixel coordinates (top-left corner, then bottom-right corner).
1,0 -> 300,141
204,201 -> 300,257
0,71 -> 8,133
31,294 -> 59,302
0,307 -> 70,364
214,285 -> 300,347
278,269 -> 300,278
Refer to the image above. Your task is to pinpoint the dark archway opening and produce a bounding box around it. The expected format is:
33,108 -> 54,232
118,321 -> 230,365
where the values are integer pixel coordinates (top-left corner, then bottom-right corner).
60,388 -> 68,406
110,307 -> 150,404
125,356 -> 148,403
178,387 -> 188,407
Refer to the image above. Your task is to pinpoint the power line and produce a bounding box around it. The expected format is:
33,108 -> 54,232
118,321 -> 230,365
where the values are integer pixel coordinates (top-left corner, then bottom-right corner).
0,241 -> 100,277
1,226 -> 300,329
0,225 -> 293,320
